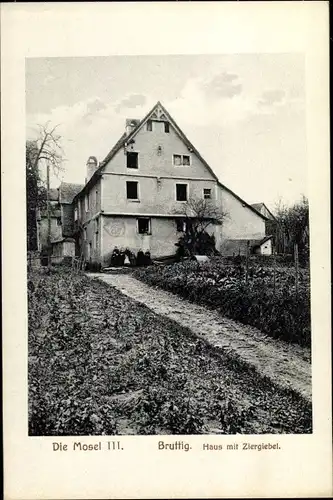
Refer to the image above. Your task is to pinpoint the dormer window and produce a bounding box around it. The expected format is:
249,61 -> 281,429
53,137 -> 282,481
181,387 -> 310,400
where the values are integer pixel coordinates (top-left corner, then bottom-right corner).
147,120 -> 153,132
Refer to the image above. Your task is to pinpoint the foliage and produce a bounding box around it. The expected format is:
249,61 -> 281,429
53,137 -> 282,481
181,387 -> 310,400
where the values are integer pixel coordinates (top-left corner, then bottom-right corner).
173,197 -> 228,256
175,231 -> 218,259
28,269 -> 311,435
274,196 -> 309,260
134,258 -> 311,347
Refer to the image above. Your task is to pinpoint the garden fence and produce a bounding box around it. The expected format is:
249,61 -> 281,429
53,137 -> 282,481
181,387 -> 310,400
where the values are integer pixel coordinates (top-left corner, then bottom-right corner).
232,242 -> 307,298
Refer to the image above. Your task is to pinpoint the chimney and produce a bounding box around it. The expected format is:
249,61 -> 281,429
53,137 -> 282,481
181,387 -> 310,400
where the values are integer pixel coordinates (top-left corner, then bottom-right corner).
125,118 -> 140,136
85,156 -> 98,183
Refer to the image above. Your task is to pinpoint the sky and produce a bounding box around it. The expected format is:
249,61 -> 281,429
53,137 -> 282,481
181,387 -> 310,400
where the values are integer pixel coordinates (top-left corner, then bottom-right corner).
26,54 -> 307,211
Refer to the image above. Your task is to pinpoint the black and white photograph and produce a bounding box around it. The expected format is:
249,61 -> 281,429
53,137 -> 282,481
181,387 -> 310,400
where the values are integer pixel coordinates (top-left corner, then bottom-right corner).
3,2 -> 331,498
26,53 -> 312,436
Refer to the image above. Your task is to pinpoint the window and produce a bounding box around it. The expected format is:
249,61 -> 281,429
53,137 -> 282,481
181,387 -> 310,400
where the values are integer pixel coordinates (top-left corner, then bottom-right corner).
164,122 -> 170,133
203,188 -> 212,199
74,208 -> 78,221
176,219 -> 186,232
173,154 -> 182,166
147,120 -> 153,132
176,219 -> 191,232
85,194 -> 89,212
176,183 -> 188,202
173,154 -> 191,166
126,152 -> 139,169
78,201 -> 81,219
182,155 -> 190,166
137,217 -> 151,235
57,217 -> 62,226
126,181 -> 139,200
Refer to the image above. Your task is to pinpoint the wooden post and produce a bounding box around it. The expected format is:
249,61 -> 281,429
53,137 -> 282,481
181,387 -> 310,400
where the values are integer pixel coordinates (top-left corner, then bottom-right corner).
272,245 -> 276,295
294,243 -> 299,297
46,163 -> 51,268
245,240 -> 250,285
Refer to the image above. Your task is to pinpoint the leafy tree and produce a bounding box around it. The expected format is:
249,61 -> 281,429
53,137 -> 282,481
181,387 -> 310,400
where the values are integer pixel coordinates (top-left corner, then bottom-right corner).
274,195 -> 309,259
173,197 -> 228,257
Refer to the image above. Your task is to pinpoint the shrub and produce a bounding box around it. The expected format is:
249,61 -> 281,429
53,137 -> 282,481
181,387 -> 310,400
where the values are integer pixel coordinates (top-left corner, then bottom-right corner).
134,260 -> 311,347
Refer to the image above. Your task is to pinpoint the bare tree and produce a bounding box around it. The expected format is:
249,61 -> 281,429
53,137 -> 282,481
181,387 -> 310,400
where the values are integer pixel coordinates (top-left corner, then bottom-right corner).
173,197 -> 228,256
26,123 -> 64,264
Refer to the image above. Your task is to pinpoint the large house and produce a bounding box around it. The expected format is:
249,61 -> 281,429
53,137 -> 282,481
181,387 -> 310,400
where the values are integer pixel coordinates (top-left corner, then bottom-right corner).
40,101 -> 269,265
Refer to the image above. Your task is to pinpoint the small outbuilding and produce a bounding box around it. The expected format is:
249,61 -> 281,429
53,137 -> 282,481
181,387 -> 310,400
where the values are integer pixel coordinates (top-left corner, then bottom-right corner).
252,235 -> 273,256
223,235 -> 274,256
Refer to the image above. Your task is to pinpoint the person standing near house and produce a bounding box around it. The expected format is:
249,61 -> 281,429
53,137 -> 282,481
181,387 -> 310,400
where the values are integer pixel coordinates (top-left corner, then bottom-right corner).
144,250 -> 152,266
124,248 -> 131,266
119,247 -> 126,266
111,246 -> 120,266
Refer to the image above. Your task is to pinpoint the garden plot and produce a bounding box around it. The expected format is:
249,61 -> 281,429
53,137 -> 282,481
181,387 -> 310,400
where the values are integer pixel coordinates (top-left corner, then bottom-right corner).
28,269 -> 312,436
134,259 -> 311,347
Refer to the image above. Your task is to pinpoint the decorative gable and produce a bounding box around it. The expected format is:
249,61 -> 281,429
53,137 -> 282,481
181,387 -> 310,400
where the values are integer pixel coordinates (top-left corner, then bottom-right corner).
149,104 -> 169,122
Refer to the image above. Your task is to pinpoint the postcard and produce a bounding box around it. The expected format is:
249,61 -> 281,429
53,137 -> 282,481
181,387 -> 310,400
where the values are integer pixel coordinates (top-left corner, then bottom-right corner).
2,2 -> 331,499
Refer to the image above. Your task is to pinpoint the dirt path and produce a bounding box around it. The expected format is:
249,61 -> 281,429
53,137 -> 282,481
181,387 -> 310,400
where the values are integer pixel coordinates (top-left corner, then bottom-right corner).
89,272 -> 311,403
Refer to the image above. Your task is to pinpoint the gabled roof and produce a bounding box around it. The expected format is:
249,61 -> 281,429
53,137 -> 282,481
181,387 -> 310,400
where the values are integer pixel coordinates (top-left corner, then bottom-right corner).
223,235 -> 273,255
49,188 -> 59,202
251,202 -> 264,212
219,185 -> 268,220
72,101 -> 268,220
252,235 -> 273,247
59,182 -> 84,204
251,202 -> 276,220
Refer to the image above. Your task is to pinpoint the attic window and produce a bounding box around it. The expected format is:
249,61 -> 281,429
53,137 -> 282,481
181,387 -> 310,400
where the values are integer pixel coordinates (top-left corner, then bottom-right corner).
173,154 -> 182,166
147,120 -> 153,132
173,154 -> 191,166
183,155 -> 190,166
164,122 -> 170,133
127,152 -> 138,169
